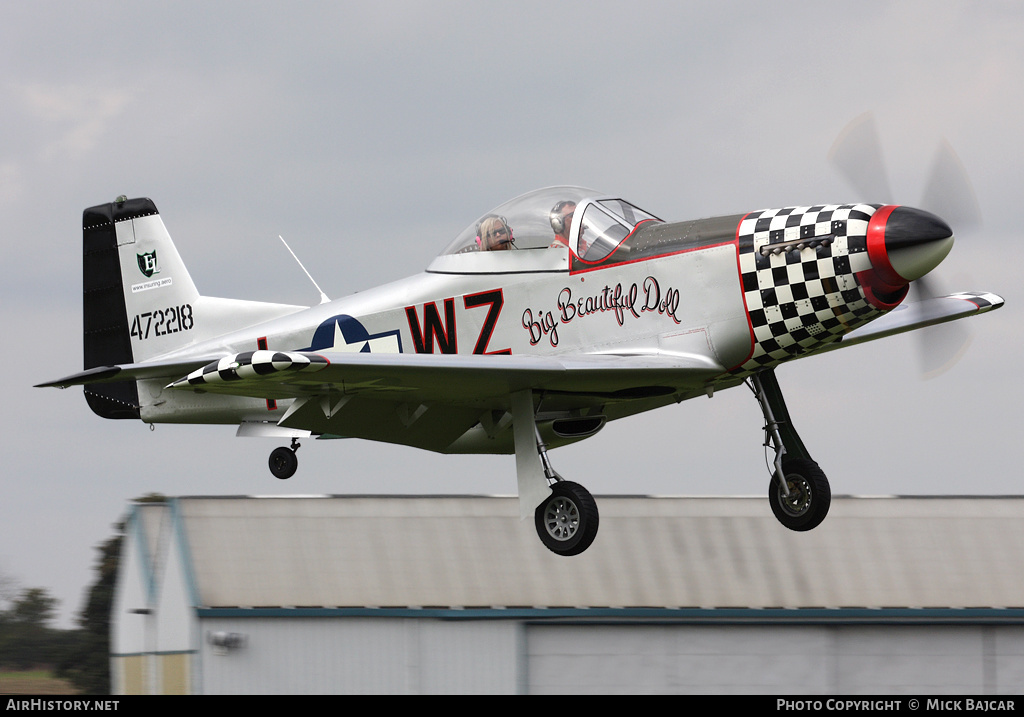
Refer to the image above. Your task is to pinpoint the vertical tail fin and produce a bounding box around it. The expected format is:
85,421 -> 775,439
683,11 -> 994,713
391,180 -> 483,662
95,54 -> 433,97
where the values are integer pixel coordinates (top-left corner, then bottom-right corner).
81,196 -> 306,420
83,196 -> 200,418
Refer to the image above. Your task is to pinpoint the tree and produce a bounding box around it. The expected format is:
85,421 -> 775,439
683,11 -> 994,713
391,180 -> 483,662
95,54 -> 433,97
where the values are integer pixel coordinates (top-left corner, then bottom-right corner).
0,569 -> 17,611
11,588 -> 57,628
0,587 -> 63,670
58,495 -> 163,695
55,528 -> 122,694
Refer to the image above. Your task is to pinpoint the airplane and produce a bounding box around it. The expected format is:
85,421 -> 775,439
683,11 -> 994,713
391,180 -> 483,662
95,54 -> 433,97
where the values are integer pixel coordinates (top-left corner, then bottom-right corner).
37,183 -> 1003,556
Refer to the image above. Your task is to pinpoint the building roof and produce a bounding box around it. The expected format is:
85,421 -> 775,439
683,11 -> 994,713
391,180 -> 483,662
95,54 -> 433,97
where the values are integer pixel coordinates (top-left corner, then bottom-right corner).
130,495 -> 1024,612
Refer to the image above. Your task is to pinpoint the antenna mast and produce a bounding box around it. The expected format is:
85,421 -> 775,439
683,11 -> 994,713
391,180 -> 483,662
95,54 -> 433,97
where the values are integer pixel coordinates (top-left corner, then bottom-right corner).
279,235 -> 330,304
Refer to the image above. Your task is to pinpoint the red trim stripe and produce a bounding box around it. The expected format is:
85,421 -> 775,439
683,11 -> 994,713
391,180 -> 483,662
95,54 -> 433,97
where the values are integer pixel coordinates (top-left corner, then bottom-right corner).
729,213 -> 757,372
865,205 -> 907,287
257,337 -> 277,410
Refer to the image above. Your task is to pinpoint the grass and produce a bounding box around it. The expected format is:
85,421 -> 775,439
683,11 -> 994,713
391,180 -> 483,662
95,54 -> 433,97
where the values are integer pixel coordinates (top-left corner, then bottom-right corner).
0,670 -> 78,695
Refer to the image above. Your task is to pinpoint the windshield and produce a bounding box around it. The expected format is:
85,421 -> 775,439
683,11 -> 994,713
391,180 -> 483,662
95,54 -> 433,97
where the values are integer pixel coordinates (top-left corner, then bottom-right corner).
441,186 -> 597,255
578,200 -> 661,262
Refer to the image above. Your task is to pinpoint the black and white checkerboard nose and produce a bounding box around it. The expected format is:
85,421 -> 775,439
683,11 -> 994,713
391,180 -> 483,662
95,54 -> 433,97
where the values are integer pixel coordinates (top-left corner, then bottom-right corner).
869,205 -> 954,285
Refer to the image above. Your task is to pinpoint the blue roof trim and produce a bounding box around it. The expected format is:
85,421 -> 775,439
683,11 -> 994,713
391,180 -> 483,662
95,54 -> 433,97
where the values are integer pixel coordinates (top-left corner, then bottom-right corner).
128,504 -> 157,604
169,498 -> 202,610
194,606 -> 1024,622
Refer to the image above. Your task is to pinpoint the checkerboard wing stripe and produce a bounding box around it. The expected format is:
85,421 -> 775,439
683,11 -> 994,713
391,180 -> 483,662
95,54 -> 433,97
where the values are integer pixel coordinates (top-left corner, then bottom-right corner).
173,351 -> 329,388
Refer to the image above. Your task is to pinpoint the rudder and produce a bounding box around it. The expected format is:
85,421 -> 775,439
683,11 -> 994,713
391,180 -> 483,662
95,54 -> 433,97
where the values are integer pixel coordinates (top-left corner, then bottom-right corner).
83,196 -> 200,418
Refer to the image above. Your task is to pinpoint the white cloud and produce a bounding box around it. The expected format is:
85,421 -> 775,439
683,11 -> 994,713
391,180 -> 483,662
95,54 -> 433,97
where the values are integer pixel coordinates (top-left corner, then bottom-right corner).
14,82 -> 132,161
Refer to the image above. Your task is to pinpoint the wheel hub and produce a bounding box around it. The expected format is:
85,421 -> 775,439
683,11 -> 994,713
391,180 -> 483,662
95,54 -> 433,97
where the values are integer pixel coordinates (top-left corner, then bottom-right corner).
778,476 -> 812,517
543,497 -> 580,541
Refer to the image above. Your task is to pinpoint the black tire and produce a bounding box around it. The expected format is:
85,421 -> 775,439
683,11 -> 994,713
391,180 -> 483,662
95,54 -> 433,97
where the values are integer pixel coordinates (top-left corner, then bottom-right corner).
269,446 -> 298,480
769,457 -> 831,532
534,481 -> 600,556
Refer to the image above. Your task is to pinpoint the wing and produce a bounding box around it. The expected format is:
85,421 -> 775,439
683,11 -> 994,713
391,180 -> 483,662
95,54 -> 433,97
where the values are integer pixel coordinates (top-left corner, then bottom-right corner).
164,349 -> 724,404
165,349 -> 723,453
39,348 -> 723,454
814,290 -> 1003,354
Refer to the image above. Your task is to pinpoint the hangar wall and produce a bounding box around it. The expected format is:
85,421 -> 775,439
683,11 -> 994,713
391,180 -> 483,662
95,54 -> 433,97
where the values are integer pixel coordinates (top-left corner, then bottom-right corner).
119,616 -> 1024,694
110,496 -> 1024,694
197,617 -> 520,694
525,623 -> 1024,694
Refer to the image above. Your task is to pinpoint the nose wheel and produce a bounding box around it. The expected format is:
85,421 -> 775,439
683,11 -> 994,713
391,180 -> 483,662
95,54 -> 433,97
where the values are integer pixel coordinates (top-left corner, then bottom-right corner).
769,457 -> 831,532
749,369 -> 832,531
269,438 -> 300,479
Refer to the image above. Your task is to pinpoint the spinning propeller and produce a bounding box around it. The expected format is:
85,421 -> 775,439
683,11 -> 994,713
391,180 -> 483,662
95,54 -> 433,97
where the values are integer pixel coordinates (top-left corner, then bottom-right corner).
828,112 -> 981,377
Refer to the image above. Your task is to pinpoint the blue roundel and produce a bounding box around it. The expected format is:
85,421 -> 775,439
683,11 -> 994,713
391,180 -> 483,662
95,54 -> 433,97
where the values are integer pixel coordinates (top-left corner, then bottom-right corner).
303,315 -> 403,354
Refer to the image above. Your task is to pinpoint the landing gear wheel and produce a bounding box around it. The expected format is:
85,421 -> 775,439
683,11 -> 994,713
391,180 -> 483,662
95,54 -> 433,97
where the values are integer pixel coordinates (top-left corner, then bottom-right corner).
769,458 -> 831,532
534,481 -> 600,556
269,446 -> 298,480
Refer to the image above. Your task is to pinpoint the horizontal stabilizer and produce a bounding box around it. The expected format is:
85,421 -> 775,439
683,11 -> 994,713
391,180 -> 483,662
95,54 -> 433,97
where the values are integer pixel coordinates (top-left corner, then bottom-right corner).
35,355 -> 224,389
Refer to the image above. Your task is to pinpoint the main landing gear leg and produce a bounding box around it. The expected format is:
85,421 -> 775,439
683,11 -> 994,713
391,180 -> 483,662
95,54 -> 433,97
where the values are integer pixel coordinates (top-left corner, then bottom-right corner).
747,369 -> 831,532
510,389 -> 599,556
269,438 -> 301,480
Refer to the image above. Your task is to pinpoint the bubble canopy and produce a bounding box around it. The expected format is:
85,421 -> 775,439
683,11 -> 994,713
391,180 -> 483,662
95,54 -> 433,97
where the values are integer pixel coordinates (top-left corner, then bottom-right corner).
428,186 -> 661,274
440,186 -> 597,255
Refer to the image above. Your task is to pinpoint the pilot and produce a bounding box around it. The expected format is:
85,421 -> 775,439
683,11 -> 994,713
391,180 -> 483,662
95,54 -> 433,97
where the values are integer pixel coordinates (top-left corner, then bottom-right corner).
549,200 -> 576,248
478,215 -> 515,251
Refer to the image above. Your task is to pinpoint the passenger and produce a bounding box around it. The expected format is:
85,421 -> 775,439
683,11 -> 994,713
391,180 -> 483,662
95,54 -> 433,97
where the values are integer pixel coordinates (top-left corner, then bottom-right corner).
478,215 -> 515,251
549,200 -> 576,248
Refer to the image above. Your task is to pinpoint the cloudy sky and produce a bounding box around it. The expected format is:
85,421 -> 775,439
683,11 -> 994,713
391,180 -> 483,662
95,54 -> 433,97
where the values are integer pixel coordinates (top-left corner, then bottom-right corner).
2,1 -> 1021,627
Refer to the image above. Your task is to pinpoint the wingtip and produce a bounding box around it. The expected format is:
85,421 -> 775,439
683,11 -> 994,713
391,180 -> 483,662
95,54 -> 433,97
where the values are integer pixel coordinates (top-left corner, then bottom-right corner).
949,291 -> 1004,313
34,366 -> 122,388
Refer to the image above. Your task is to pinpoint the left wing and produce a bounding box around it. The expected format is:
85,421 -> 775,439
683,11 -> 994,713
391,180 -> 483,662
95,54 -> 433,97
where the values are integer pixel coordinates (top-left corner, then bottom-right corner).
164,349 -> 725,405
40,349 -> 723,454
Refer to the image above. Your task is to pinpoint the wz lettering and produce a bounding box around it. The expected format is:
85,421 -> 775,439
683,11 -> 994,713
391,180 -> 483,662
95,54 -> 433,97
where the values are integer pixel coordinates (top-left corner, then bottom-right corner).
405,289 -> 510,355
